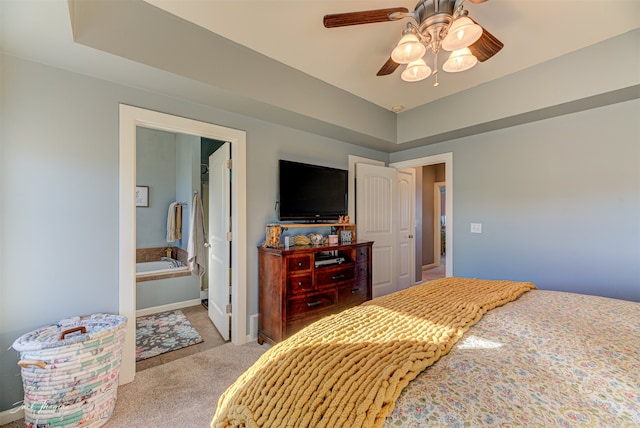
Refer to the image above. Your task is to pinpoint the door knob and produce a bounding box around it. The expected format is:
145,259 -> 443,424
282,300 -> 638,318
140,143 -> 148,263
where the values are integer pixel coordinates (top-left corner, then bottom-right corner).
408,234 -> 414,239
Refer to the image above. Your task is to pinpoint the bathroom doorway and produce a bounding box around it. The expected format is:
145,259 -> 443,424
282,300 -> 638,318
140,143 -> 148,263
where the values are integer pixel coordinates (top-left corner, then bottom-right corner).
134,129 -> 229,370
119,104 -> 247,385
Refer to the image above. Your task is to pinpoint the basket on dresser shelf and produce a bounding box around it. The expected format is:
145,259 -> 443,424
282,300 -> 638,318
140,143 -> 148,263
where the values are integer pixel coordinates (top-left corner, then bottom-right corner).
11,313 -> 127,428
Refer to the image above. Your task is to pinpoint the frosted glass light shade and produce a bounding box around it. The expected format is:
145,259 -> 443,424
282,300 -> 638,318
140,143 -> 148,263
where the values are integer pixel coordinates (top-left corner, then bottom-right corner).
401,59 -> 432,82
391,33 -> 426,64
442,48 -> 478,72
442,16 -> 482,51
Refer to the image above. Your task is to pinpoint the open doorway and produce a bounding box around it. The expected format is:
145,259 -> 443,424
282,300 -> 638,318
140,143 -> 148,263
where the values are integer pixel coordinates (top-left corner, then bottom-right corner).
390,153 -> 453,281
119,105 -> 247,385
422,181 -> 446,282
403,164 -> 445,284
133,129 -> 229,371
419,164 -> 446,281
352,153 -> 452,295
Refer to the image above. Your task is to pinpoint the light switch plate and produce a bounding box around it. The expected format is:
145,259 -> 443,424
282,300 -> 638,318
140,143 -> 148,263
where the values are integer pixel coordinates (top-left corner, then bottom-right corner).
470,223 -> 482,234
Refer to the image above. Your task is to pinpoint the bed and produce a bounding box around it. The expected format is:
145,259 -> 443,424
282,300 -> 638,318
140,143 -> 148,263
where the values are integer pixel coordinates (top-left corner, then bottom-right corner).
212,278 -> 640,427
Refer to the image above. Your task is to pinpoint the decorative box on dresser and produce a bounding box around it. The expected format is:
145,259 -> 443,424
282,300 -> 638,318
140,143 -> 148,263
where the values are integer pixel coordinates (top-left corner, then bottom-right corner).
258,241 -> 373,345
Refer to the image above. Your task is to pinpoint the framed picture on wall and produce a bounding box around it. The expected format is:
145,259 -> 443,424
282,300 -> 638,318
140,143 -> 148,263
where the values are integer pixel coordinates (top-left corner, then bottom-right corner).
136,186 -> 149,207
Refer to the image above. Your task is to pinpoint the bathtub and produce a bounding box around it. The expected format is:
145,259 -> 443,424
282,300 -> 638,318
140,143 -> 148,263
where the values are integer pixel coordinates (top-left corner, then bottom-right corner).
135,258 -> 199,312
136,258 -> 189,280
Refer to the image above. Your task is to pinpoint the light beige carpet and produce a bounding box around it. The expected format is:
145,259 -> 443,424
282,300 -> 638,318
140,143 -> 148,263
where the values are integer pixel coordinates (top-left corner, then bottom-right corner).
109,342 -> 267,427
1,342 -> 268,428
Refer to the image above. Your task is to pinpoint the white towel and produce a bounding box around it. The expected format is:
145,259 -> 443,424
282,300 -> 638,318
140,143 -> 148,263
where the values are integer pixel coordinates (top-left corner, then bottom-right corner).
187,193 -> 207,277
166,202 -> 179,242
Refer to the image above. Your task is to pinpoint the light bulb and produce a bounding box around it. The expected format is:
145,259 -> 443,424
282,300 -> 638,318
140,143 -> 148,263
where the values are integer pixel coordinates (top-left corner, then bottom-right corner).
401,59 -> 432,82
442,17 -> 482,51
442,48 -> 478,72
391,33 -> 426,64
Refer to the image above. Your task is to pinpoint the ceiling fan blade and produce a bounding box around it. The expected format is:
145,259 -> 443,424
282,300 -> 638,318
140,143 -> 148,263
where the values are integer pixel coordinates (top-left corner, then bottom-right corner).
468,25 -> 504,62
323,8 -> 409,28
377,57 -> 401,76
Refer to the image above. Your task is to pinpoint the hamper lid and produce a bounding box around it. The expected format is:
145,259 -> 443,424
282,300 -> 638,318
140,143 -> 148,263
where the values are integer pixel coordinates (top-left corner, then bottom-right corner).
12,313 -> 127,352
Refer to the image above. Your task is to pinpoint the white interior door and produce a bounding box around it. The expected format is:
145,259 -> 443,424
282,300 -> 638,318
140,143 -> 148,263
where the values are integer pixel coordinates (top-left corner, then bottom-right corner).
208,143 -> 231,340
356,163 -> 397,298
397,168 -> 415,290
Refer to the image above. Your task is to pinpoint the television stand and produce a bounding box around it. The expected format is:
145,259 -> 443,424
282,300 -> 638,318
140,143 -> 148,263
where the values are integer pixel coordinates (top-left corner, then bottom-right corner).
257,240 -> 372,345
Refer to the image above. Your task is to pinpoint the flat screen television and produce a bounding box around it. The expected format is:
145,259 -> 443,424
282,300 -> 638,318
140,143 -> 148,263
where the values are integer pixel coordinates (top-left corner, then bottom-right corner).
279,160 -> 348,221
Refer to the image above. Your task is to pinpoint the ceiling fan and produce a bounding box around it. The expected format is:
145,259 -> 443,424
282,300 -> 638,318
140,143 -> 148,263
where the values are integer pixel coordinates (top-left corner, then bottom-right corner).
323,0 -> 503,85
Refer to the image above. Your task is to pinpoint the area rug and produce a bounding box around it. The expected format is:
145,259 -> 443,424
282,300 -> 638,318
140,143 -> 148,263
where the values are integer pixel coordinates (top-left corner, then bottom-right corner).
136,310 -> 203,361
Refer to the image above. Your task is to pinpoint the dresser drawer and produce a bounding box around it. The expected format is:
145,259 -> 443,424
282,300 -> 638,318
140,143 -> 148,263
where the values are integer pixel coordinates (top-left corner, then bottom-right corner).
315,265 -> 354,288
355,245 -> 370,262
355,262 -> 369,282
287,255 -> 312,272
338,280 -> 368,306
287,274 -> 313,295
287,291 -> 336,320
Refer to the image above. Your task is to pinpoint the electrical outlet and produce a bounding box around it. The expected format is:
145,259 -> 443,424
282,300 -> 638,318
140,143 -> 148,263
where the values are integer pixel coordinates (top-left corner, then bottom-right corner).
470,223 -> 482,234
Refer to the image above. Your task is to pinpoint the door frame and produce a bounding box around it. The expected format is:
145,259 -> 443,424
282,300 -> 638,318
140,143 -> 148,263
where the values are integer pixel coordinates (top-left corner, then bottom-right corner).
118,105 -> 247,385
390,153 -> 453,277
433,181 -> 446,268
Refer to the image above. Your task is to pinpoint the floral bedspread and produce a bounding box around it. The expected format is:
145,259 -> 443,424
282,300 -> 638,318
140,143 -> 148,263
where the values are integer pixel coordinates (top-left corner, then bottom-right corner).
384,290 -> 640,427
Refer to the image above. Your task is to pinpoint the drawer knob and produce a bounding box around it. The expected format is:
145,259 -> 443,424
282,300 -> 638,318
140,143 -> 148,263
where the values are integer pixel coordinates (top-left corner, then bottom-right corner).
307,300 -> 322,308
298,281 -> 303,286
332,274 -> 345,281
297,262 -> 303,267
351,288 -> 360,294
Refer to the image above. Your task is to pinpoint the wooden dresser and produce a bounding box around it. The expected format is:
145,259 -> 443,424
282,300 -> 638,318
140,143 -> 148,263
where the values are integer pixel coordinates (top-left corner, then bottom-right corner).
258,241 -> 373,345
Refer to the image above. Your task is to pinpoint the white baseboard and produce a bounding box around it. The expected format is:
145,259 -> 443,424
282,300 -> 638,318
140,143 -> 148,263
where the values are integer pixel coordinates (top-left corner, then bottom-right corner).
136,299 -> 202,317
248,313 -> 259,342
0,406 -> 24,425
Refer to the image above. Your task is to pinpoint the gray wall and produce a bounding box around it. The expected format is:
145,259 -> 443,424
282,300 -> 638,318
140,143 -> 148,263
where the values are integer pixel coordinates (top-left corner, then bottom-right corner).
136,127 -> 177,249
136,128 -> 201,251
0,54 -> 387,410
392,99 -> 640,301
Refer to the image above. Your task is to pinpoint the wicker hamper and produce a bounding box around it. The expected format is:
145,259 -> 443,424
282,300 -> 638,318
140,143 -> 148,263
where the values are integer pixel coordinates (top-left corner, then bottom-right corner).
11,313 -> 127,428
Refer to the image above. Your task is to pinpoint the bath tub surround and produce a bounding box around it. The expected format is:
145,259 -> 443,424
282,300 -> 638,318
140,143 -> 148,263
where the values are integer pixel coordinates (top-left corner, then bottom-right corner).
137,246 -> 188,264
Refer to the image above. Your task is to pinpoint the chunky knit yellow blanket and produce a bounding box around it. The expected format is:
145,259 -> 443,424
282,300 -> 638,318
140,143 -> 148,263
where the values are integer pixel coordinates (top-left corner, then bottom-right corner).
212,277 -> 536,428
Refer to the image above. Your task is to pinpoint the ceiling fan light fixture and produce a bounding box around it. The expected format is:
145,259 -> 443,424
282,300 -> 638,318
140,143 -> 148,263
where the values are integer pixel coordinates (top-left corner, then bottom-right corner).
442,16 -> 483,51
442,48 -> 478,72
401,59 -> 432,82
391,33 -> 426,64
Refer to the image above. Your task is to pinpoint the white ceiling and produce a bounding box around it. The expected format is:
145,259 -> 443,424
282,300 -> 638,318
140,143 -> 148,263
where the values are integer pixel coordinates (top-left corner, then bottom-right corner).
143,0 -> 640,111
